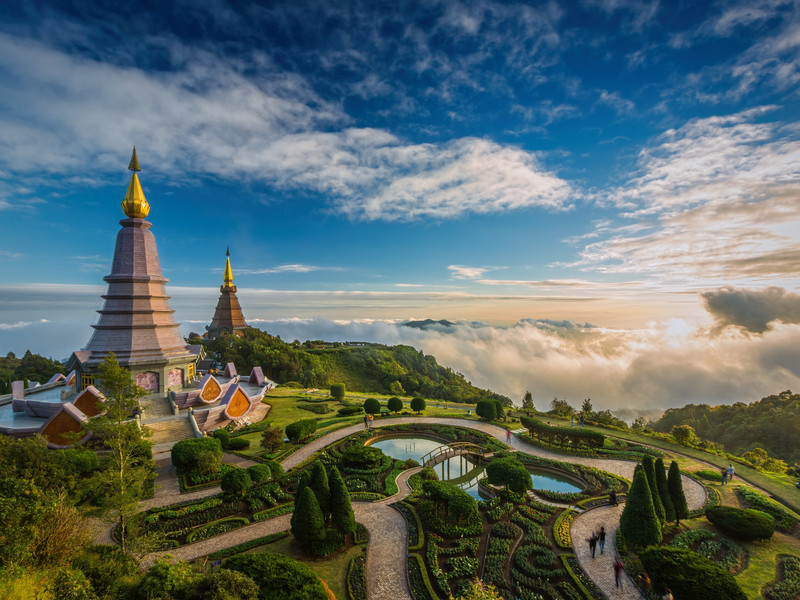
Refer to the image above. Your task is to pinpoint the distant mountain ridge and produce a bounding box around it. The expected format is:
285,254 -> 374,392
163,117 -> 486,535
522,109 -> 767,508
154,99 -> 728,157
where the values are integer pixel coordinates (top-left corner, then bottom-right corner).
402,319 -> 455,329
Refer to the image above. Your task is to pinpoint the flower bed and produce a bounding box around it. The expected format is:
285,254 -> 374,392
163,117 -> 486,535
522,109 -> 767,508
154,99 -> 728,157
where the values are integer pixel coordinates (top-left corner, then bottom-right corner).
252,502 -> 294,521
737,487 -> 799,532
534,489 -> 586,503
392,501 -> 423,550
764,555 -> 800,600
147,501 -> 244,535
562,554 -> 604,600
185,516 -> 249,544
553,509 -> 577,549
669,528 -> 745,572
349,492 -> 385,502
408,553 -> 436,600
207,531 -> 289,560
347,553 -> 367,600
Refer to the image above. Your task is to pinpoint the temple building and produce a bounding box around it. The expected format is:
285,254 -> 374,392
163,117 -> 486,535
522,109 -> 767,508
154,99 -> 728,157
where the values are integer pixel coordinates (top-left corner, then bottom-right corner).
0,149 -> 274,449
65,148 -> 200,394
206,247 -> 250,339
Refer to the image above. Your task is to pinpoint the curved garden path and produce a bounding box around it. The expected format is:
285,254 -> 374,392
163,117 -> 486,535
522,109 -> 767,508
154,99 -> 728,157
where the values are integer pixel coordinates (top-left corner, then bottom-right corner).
134,417 -> 707,600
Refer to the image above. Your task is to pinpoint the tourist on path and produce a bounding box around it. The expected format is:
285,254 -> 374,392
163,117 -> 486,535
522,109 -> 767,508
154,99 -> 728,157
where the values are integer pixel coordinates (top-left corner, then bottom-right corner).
571,416 -> 575,428
364,414 -> 369,429
638,573 -> 651,599
598,526 -> 606,554
613,557 -> 625,589
609,490 -> 618,506
721,470 -> 728,485
728,464 -> 735,481
588,531 -> 598,558
506,429 -> 511,443
579,413 -> 585,429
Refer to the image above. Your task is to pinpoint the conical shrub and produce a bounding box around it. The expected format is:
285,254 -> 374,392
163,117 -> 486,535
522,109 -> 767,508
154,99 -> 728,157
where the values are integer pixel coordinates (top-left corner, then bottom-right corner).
310,462 -> 331,515
329,466 -> 355,535
655,457 -> 676,522
643,456 -> 666,524
291,487 -> 326,551
620,465 -> 662,546
667,461 -> 689,525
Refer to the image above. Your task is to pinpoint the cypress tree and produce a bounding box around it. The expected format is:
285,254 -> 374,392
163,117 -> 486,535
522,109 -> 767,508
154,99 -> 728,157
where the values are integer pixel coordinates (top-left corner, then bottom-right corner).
620,465 -> 662,546
667,460 -> 689,525
642,456 -> 666,524
290,487 -> 326,551
328,466 -> 355,536
310,462 -> 331,516
655,457 -> 676,522
295,471 -> 311,502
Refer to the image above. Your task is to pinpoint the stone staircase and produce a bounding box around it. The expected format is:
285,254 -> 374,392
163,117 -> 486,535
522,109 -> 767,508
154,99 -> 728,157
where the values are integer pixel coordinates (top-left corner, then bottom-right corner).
143,396 -> 174,419
147,417 -> 196,445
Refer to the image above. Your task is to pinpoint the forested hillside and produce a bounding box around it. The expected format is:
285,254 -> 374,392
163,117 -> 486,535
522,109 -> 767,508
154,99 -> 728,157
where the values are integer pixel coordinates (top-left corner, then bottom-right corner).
651,390 -> 800,463
199,329 -> 510,405
0,350 -> 66,387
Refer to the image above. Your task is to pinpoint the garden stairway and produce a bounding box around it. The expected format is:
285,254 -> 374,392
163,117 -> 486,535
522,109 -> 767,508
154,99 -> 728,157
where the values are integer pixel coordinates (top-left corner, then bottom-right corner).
147,416 -> 196,445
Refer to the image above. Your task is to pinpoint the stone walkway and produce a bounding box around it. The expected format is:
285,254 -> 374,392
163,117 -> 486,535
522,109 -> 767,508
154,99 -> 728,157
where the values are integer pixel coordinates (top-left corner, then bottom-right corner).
121,416 -> 711,600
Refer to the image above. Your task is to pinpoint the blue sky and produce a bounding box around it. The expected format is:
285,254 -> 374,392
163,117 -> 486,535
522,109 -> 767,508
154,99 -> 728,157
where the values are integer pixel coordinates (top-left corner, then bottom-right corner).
1,0 -> 800,410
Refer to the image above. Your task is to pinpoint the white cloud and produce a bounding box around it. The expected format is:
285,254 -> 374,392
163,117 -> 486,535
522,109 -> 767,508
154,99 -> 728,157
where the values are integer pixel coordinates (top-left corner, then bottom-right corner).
0,32 -> 573,221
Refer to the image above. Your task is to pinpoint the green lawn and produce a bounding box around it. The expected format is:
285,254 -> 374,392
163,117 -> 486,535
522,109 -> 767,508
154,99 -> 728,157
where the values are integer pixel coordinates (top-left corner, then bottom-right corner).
248,534 -> 366,599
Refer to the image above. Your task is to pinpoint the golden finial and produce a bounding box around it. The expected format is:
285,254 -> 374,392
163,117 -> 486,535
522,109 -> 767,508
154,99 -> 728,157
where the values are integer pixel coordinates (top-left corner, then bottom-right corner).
223,247 -> 234,287
128,146 -> 141,172
121,147 -> 150,218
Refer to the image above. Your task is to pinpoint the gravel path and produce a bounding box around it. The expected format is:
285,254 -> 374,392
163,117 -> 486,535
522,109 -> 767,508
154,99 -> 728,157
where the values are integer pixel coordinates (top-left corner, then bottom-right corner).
122,416 -> 709,600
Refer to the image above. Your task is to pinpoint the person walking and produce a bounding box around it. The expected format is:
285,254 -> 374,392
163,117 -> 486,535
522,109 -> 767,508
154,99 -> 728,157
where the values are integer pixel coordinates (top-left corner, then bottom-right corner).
598,526 -> 606,554
506,429 -> 511,443
609,490 -> 618,506
728,464 -> 735,481
364,414 -> 369,429
721,470 -> 728,485
571,416 -> 575,428
638,573 -> 651,599
613,557 -> 625,589
588,531 -> 598,558
579,413 -> 584,429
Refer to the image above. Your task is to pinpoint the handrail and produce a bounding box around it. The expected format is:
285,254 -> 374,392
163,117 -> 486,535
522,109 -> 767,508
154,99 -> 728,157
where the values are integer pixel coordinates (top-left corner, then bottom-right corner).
420,441 -> 487,467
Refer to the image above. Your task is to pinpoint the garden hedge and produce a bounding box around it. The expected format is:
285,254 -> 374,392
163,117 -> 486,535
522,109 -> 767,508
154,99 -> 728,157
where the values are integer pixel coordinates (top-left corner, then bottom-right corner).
227,437 -> 250,450
639,546 -> 747,600
221,468 -> 252,497
285,418 -> 318,442
706,505 -> 775,540
337,406 -> 364,416
520,416 -> 604,449
224,552 -> 327,600
170,437 -> 223,474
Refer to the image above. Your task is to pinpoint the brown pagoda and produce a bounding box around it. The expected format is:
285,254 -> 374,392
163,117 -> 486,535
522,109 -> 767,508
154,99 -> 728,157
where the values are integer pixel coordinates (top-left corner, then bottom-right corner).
206,247 -> 249,339
66,148 -> 199,393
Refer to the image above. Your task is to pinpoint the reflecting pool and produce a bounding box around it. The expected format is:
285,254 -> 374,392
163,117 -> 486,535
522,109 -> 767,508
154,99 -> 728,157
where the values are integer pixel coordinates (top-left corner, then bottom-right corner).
367,435 -> 583,500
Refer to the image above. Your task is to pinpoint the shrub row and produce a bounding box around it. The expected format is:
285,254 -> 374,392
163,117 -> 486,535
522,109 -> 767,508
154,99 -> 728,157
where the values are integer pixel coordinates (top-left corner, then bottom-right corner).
392,502 -> 424,550
520,416 -> 605,449
346,553 -> 367,600
517,433 -> 598,457
407,553 -> 436,600
207,531 -> 289,560
252,502 -> 294,521
185,517 -> 249,544
706,505 -> 775,540
561,554 -> 605,600
553,509 -> 577,549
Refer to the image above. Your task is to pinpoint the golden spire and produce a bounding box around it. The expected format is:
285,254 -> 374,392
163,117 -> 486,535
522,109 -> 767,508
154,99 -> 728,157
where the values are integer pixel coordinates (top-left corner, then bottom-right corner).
121,146 -> 150,218
223,246 -> 234,287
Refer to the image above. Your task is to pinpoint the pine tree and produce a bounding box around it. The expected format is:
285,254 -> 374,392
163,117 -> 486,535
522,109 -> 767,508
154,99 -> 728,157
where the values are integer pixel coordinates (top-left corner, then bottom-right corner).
328,467 -> 355,536
620,465 -> 662,546
667,460 -> 689,525
642,456 -> 666,524
655,457 -> 676,522
310,462 -> 331,516
522,391 -> 534,411
291,487 -> 326,551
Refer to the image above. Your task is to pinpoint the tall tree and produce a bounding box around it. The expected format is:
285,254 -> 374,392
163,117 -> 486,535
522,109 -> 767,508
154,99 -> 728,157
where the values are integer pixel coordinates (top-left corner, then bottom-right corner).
654,457 -> 676,522
291,487 -> 326,551
328,467 -> 355,536
295,471 -> 311,503
667,461 -> 689,525
86,352 -> 150,554
522,391 -> 534,411
642,456 -> 666,524
620,465 -> 662,546
310,462 -> 331,515
581,398 -> 593,417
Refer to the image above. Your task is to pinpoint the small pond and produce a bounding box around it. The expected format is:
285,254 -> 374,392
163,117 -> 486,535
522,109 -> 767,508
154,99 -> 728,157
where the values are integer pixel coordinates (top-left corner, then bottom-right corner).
368,435 -> 583,500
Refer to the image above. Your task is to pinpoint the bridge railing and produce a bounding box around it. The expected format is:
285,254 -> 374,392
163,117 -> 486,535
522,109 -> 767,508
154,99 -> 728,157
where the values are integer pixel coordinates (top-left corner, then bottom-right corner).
420,441 -> 487,467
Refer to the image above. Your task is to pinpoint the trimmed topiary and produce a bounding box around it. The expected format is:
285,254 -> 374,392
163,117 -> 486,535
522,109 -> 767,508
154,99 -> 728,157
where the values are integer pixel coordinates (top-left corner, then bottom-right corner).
363,398 -> 381,415
227,437 -> 250,450
330,383 -> 346,401
476,399 -> 498,420
387,397 -> 403,413
639,546 -> 747,600
247,464 -> 274,484
706,505 -> 775,540
224,552 -> 327,600
337,406 -> 364,416
620,465 -> 662,547
668,460 -> 689,524
285,418 -> 318,442
221,468 -> 252,497
341,445 -> 386,469
291,487 -> 326,551
410,397 -> 426,414
171,437 -> 223,474
310,462 -> 331,514
329,466 -> 355,535
655,457 -> 676,522
486,456 -> 532,495
643,455 -> 666,524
